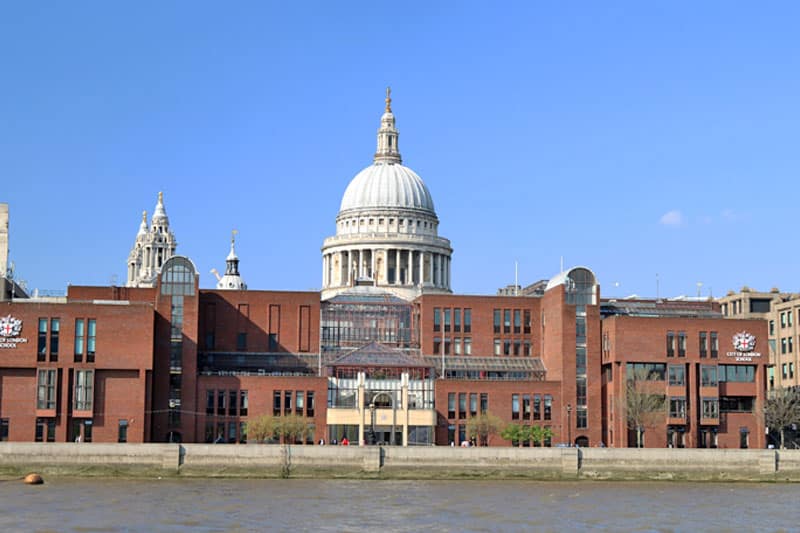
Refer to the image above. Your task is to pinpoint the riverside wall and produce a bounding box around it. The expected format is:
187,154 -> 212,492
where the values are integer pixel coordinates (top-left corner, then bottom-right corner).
2,443 -> 800,481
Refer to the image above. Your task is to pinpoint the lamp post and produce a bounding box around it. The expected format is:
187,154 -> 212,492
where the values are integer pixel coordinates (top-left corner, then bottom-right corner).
566,403 -> 572,446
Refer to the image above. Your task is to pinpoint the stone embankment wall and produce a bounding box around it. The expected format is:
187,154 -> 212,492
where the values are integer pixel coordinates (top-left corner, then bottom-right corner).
2,442 -> 800,481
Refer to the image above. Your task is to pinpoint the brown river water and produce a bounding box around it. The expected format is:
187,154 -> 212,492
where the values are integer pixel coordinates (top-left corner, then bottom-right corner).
0,478 -> 796,532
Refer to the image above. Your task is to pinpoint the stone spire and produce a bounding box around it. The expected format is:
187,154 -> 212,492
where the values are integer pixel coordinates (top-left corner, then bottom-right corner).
126,193 -> 178,287
216,230 -> 246,290
374,87 -> 402,164
152,191 -> 169,229
137,211 -> 147,237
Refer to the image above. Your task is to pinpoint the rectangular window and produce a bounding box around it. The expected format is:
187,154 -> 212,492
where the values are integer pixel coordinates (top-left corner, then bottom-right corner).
503,309 -> 511,334
240,390 -> 249,416
699,331 -> 708,358
284,391 -> 292,415
458,393 -> 466,420
444,309 -> 451,333
448,393 -> 456,419
533,394 -> 541,420
444,337 -> 451,355
720,396 -> 755,413
513,309 -> 521,334
433,337 -> 441,354
503,340 -> 511,356
217,390 -> 226,415
296,390 -> 304,416
701,365 -> 718,387
511,394 -> 520,420
229,391 -> 238,416
626,363 -> 667,381
576,377 -> 587,405
454,308 -> 461,333
522,394 -> 531,421
206,390 -> 215,415
543,395 -> 552,421
464,337 -> 472,355
769,320 -> 775,336
493,339 -> 501,355
783,363 -> 788,380
480,393 -> 488,414
87,319 -> 96,362
576,407 -> 587,429
35,418 -> 56,442
782,338 -> 788,354
678,332 -> 686,357
37,369 -> 57,410
513,340 -> 521,356
576,346 -> 586,375
0,418 -> 8,441
710,332 -> 719,358
236,332 -> 247,351
702,398 -> 719,419
523,309 -> 531,334
306,391 -> 314,418
49,318 -> 59,361
454,338 -> 462,355
469,393 -> 477,417
493,309 -> 501,334
74,370 -> 94,411
524,341 -> 531,356
790,311 -> 795,327
669,397 -> 687,418
74,318 -> 85,362
791,362 -> 795,379
463,309 -> 472,333
37,318 -> 47,362
666,331 -> 675,357
273,390 -> 281,415
433,308 -> 441,332
668,365 -> 685,386
790,337 -> 794,354
118,420 -> 129,443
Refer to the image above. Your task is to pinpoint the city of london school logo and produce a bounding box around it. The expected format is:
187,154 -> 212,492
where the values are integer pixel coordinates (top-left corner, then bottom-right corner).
732,331 -> 756,352
0,315 -> 22,338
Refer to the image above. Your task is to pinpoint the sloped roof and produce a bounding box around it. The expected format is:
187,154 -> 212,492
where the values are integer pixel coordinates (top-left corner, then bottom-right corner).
330,342 -> 431,368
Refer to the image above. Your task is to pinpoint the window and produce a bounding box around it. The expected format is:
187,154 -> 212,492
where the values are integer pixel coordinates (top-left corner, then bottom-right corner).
296,391 -> 304,415
118,420 -> 129,443
543,395 -> 552,420
678,332 -> 686,357
433,308 -> 441,332
206,391 -> 215,415
35,418 -> 56,442
669,397 -> 687,418
790,311 -> 795,327
74,370 -> 94,411
576,377 -> 587,405
454,338 -> 462,355
503,340 -> 510,356
74,319 -> 85,362
626,363 -> 666,381
791,362 -> 795,380
240,391 -> 249,416
523,309 -> 531,334
522,394 -> 531,420
273,391 -> 281,416
444,337 -> 451,355
469,393 -> 477,417
236,332 -> 247,351
493,339 -> 500,355
720,396 -> 755,413
87,319 -> 96,362
454,308 -> 461,333
0,418 -> 8,441
513,310 -> 521,334
576,346 -> 587,375
533,394 -> 541,420
782,338 -> 788,354
37,369 -> 57,410
524,341 -> 531,356
49,318 -> 60,361
433,337 -> 441,354
511,394 -> 520,420
447,393 -> 455,419
217,390 -> 226,415
464,338 -> 472,355
702,398 -> 719,419
480,393 -> 488,414
284,391 -> 292,415
513,340 -> 521,356
701,365 -> 718,387
699,332 -> 708,358
719,365 -> 755,382
668,365 -> 685,386
37,318 -> 47,362
444,309 -> 451,333
710,332 -> 719,358
458,393 -> 466,419
493,309 -> 501,334
769,320 -> 775,336
229,391 -> 238,416
666,331 -> 675,357
783,363 -> 788,380
576,407 -> 587,429
790,337 -> 794,354
464,309 -> 472,333
503,309 -> 511,334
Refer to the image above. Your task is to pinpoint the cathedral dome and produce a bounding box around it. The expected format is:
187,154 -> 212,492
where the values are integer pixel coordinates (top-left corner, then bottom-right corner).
339,163 -> 435,215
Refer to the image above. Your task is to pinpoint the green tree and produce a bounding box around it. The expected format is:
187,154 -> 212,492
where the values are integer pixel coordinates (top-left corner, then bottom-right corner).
277,414 -> 311,445
246,414 -> 278,443
530,425 -> 554,447
501,423 -> 523,446
764,387 -> 800,449
466,411 -> 504,446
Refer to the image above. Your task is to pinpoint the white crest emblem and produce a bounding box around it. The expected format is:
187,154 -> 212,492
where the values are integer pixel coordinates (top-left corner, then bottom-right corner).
732,331 -> 756,352
0,315 -> 22,338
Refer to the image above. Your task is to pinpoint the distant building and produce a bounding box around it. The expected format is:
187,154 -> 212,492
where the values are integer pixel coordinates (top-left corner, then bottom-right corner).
0,92 -> 768,449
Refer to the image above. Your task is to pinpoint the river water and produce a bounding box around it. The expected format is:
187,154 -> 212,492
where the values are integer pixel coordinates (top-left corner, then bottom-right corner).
0,477 -> 796,532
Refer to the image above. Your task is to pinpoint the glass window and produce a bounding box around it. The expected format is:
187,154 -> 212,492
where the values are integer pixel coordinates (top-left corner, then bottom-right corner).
668,365 -> 685,386
240,390 -> 249,416
493,309 -> 501,334
217,390 -> 226,415
494,339 -> 501,355
503,309 -> 511,334
206,390 -> 215,415
454,308 -> 461,333
666,331 -> 675,357
74,319 -> 85,362
544,395 -> 552,420
669,397 -> 687,418
37,369 -> 57,410
236,332 -> 247,351
444,309 -> 451,333
448,393 -> 456,419
433,308 -> 441,332
273,391 -> 281,416
701,365 -> 718,387
678,332 -> 686,357
702,398 -> 719,419
229,391 -> 238,416
513,310 -> 521,334
454,338 -> 462,355
480,393 -> 488,414
118,420 -> 129,443
49,318 -> 60,361
433,337 -> 441,354
576,407 -> 587,429
0,418 -> 8,441
469,393 -> 477,417
710,332 -> 719,358
458,393 -> 466,420
523,309 -> 531,334
522,394 -> 531,420
533,394 -> 541,420
284,391 -> 292,415
74,370 -> 94,411
464,337 -> 472,355
463,309 -> 472,333
37,318 -> 47,362
699,331 -> 707,358
511,394 -> 520,420
87,319 -> 96,362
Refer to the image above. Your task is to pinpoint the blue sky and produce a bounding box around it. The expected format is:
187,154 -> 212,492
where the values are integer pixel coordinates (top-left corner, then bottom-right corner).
2,2 -> 798,298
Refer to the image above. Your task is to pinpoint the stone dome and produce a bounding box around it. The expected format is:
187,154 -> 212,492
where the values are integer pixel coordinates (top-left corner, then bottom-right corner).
339,163 -> 435,215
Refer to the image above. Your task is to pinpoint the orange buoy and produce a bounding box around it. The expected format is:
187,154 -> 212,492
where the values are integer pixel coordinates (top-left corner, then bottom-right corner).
23,473 -> 43,485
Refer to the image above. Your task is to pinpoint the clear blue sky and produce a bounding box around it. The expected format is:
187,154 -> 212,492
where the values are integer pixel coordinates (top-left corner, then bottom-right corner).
2,2 -> 798,298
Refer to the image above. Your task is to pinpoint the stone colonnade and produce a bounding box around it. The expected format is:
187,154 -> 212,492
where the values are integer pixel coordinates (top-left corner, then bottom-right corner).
322,248 -> 450,290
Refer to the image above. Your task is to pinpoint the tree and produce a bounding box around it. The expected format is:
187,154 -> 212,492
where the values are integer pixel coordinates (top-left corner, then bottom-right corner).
501,423 -> 523,446
277,414 -> 311,445
466,411 -> 504,446
246,414 -> 278,443
764,387 -> 800,449
530,425 -> 554,447
620,367 -> 666,448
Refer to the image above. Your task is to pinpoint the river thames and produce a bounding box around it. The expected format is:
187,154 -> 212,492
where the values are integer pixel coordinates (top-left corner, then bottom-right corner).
0,478 -> 796,531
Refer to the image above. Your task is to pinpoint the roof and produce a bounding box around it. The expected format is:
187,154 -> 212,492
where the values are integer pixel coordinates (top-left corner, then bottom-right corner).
423,356 -> 546,374
330,342 -> 430,368
339,163 -> 435,215
601,299 -> 721,318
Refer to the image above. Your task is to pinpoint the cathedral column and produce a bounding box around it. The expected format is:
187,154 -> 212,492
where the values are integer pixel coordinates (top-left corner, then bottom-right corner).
418,250 -> 424,286
428,252 -> 434,285
395,249 -> 401,285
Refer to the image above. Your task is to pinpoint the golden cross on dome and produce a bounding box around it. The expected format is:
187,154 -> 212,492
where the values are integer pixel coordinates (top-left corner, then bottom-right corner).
385,86 -> 392,112
231,229 -> 238,245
